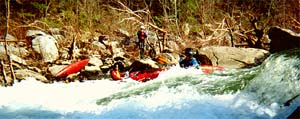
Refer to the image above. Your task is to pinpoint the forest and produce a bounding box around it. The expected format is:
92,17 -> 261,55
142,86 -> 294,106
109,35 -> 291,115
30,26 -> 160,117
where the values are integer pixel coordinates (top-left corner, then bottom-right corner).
1,0 -> 300,43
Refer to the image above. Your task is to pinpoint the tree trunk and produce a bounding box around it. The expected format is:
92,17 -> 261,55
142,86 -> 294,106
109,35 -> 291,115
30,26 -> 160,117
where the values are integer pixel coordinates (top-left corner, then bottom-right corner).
4,0 -> 16,86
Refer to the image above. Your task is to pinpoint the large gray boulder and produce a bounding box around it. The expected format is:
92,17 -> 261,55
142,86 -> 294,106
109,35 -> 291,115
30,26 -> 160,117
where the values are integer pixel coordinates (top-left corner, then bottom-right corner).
198,46 -> 270,69
26,30 -> 59,63
31,35 -> 59,62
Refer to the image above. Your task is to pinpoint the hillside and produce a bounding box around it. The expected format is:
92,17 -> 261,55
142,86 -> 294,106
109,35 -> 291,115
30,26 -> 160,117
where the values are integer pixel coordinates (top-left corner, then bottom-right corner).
0,0 -> 300,86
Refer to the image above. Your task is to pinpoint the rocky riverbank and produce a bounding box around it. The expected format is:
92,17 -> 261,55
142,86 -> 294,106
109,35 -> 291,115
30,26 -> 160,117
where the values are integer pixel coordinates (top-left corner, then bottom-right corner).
0,25 -> 299,86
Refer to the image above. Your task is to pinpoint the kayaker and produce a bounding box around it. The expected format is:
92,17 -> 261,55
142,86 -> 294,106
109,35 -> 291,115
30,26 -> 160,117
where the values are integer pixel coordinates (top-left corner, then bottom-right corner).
110,64 -> 125,80
179,50 -> 200,69
137,25 -> 148,59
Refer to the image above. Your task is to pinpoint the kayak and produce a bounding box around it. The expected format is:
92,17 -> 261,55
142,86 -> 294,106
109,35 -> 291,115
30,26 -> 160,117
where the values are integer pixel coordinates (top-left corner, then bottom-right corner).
126,65 -> 223,82
129,68 -> 163,82
201,65 -> 224,74
56,59 -> 90,78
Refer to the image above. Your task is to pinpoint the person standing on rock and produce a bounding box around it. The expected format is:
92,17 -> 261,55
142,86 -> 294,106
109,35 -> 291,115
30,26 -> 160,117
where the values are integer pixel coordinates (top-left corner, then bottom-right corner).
137,25 -> 148,59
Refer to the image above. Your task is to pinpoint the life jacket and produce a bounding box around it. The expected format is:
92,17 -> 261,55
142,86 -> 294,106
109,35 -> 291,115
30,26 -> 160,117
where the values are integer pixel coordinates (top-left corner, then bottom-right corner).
138,31 -> 146,41
179,57 -> 200,69
111,70 -> 122,80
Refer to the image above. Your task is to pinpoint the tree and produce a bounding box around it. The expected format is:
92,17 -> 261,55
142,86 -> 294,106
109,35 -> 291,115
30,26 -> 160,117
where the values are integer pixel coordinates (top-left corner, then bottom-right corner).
3,0 -> 15,86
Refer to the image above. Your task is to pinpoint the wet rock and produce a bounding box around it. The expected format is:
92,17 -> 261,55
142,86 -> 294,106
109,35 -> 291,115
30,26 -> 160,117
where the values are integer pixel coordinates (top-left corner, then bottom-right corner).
15,69 -> 50,83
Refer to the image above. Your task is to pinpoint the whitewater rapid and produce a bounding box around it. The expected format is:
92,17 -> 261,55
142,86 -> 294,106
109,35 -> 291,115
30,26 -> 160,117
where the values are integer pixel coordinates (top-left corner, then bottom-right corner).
0,68 -> 277,119
0,49 -> 299,119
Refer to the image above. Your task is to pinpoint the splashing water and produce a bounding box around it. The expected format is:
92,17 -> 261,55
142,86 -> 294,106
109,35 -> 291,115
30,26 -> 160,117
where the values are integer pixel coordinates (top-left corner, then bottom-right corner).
0,49 -> 299,119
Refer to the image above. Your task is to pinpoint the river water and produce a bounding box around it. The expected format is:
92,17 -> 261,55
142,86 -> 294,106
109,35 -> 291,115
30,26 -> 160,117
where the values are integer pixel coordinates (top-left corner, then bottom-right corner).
0,49 -> 299,119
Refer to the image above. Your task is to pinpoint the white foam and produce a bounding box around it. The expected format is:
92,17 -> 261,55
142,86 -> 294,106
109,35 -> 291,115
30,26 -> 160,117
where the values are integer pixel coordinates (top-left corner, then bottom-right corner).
0,67 -> 285,119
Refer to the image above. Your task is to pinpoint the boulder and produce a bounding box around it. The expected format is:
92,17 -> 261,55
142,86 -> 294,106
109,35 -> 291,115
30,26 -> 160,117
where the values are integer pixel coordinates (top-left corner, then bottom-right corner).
48,65 -> 67,77
129,59 -> 160,72
110,41 -> 125,57
26,30 -> 46,38
268,26 -> 300,53
183,48 -> 212,65
113,56 -> 132,71
15,69 -> 50,83
0,44 -> 29,58
198,46 -> 270,69
84,66 -> 101,72
89,57 -> 103,67
31,35 -> 59,62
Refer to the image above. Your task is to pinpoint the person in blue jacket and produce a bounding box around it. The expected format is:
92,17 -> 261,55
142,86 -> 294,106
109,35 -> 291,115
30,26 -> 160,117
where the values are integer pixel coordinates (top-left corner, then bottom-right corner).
179,51 -> 200,69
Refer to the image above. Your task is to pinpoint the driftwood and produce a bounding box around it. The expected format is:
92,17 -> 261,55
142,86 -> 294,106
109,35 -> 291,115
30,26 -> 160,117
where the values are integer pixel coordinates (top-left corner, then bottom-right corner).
0,39 -> 27,42
148,23 -> 167,52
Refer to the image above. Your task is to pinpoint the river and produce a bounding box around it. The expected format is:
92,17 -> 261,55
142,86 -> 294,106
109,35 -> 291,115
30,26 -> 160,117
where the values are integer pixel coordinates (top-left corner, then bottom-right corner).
0,49 -> 299,119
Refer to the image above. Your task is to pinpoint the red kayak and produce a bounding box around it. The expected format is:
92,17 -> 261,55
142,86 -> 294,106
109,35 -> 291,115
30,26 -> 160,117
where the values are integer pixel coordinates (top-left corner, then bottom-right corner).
201,65 -> 224,74
129,68 -> 163,82
56,59 -> 90,78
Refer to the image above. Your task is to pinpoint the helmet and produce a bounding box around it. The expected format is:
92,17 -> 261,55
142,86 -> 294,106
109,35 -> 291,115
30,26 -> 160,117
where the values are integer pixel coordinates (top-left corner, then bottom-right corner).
140,25 -> 145,29
185,51 -> 193,56
113,63 -> 119,68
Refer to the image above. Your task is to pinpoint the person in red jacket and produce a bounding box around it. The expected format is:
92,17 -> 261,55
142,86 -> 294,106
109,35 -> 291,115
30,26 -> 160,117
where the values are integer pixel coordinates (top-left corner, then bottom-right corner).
110,64 -> 125,81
